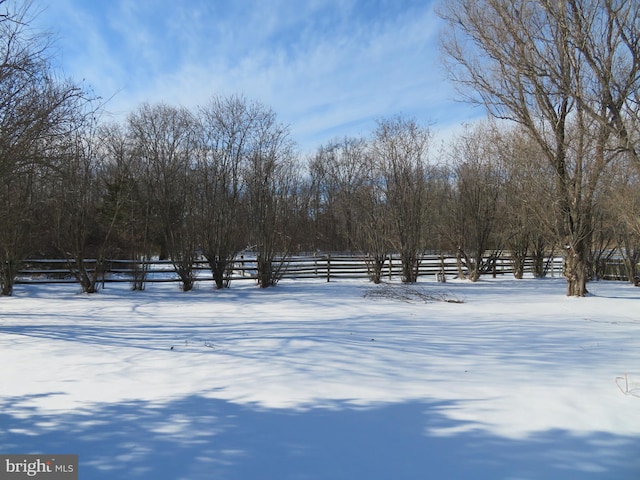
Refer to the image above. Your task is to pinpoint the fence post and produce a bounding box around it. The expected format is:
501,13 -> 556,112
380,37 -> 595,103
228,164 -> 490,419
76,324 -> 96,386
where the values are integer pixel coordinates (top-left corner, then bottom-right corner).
326,254 -> 331,282
388,254 -> 392,280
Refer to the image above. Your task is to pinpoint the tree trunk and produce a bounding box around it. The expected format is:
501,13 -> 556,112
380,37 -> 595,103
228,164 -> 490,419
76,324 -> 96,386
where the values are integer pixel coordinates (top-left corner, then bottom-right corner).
70,258 -> 102,294
469,250 -> 482,282
456,248 -> 466,279
513,258 -> 524,279
0,259 -> 18,296
0,277 -> 14,296
175,263 -> 195,292
257,256 -> 273,288
366,254 -> 385,284
511,249 -> 527,279
131,256 -> 149,291
400,251 -> 418,283
563,245 -> 589,297
207,256 -> 231,290
179,274 -> 195,292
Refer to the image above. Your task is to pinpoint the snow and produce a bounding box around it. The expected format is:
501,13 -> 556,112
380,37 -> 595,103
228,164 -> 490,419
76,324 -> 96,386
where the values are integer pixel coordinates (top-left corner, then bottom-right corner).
1,276 -> 639,479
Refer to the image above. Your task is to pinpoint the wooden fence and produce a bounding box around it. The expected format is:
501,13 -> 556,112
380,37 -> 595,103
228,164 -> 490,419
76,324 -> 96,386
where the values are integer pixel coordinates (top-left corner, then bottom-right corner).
14,253 -> 567,285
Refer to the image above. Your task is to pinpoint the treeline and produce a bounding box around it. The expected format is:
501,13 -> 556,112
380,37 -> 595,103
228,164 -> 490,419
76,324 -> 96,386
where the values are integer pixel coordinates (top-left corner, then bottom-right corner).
2,96 -> 638,295
1,1 -> 639,296
309,120 -> 639,287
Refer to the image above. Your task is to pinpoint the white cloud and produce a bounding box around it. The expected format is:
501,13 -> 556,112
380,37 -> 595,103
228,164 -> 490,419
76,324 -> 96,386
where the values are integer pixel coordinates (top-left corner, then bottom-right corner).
35,0 -> 484,151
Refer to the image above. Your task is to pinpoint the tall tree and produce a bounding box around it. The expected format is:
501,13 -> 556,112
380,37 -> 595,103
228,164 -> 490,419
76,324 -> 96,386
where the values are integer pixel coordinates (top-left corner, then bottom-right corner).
98,122 -> 153,290
195,95 -> 254,289
600,159 -> 640,283
309,138 -> 365,252
0,0 -> 85,295
49,114 -> 116,294
564,1 -> 640,175
446,122 -> 504,282
439,0 -> 627,295
371,116 -> 432,283
128,103 -> 199,291
496,126 -> 557,279
309,137 -> 392,282
243,104 -> 298,288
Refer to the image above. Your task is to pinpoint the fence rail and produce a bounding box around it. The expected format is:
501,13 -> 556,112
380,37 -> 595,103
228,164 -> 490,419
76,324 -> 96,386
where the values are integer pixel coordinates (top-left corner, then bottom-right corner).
14,253 -> 571,286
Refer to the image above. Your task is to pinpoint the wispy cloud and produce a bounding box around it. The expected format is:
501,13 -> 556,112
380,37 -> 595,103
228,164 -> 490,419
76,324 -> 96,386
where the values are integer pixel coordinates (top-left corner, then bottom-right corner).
35,0 -> 483,151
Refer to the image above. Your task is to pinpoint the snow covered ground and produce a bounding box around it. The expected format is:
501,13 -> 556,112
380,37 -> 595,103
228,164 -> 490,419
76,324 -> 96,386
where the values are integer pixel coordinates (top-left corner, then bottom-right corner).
0,276 -> 639,479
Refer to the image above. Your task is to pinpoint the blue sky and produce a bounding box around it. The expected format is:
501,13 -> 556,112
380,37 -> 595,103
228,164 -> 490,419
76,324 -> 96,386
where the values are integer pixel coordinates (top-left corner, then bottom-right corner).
34,0 -> 482,152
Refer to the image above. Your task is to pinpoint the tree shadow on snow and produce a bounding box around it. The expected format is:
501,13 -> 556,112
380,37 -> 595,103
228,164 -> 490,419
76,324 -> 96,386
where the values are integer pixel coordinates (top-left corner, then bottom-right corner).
0,393 -> 638,480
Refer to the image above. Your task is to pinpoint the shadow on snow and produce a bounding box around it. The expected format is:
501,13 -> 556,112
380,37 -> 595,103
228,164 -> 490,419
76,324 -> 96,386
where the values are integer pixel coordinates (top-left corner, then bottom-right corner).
0,393 -> 638,480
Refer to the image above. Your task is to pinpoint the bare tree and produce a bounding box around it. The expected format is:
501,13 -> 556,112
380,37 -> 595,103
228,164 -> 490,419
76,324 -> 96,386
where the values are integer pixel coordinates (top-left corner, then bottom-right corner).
0,0 -> 85,295
195,96 -> 255,289
243,105 -> 298,288
445,122 -> 504,281
600,159 -> 640,283
309,138 -> 367,252
496,126 -> 557,278
439,0 -> 625,296
309,137 -> 392,282
356,151 -> 394,283
128,103 -> 199,291
98,122 -> 153,290
564,1 -> 640,175
371,116 -> 432,283
49,112 -> 118,294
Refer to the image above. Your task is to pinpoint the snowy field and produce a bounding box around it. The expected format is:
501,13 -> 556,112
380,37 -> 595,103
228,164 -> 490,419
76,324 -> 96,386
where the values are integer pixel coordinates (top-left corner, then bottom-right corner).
1,276 -> 639,479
